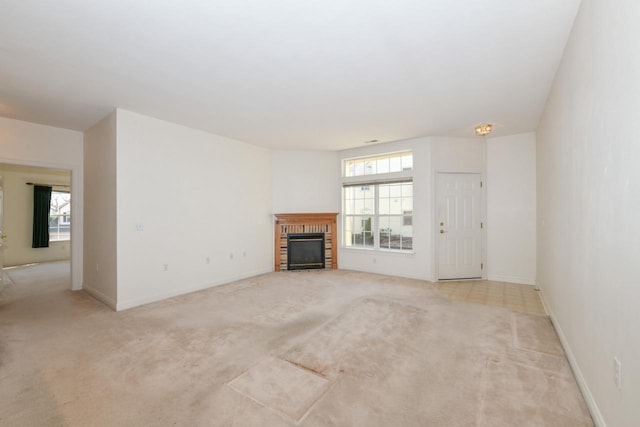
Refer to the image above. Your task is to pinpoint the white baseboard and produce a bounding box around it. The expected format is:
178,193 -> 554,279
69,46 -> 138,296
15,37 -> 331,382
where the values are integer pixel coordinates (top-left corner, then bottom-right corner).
487,274 -> 536,285
537,287 -> 607,427
83,285 -> 117,310
115,268 -> 272,311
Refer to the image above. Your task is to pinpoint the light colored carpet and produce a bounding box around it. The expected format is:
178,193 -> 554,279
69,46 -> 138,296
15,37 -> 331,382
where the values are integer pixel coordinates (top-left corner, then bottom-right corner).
0,262 -> 593,426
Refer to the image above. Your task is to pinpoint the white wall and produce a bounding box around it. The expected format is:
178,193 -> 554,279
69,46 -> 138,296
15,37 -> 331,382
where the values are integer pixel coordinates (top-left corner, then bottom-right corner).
0,166 -> 71,266
537,1 -> 640,426
0,117 -> 83,290
83,112 -> 118,308
115,109 -> 273,310
486,133 -> 536,285
431,137 -> 486,173
272,150 -> 340,213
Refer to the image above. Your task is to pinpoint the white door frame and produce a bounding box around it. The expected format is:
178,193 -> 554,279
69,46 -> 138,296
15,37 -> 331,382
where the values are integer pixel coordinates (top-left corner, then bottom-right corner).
0,157 -> 83,291
434,171 -> 486,281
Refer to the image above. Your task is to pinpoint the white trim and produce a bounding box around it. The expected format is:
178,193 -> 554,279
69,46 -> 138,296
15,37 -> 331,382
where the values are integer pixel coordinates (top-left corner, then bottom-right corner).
537,287 -> 607,427
342,171 -> 413,186
83,284 -> 117,310
342,149 -> 412,163
487,274 -> 536,286
0,157 -> 83,291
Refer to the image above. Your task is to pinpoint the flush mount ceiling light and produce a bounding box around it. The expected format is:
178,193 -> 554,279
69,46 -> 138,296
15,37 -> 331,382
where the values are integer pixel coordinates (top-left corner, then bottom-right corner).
475,123 -> 493,136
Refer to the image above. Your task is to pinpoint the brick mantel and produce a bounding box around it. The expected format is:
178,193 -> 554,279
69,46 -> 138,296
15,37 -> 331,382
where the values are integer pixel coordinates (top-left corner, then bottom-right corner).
274,213 -> 339,271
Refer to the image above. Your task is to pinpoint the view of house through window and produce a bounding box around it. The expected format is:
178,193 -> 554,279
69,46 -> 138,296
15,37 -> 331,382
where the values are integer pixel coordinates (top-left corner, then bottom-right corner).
49,190 -> 70,241
342,152 -> 413,251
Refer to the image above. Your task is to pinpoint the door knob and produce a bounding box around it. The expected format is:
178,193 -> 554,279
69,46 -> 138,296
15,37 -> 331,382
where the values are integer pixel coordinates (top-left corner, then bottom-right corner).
440,230 -> 447,234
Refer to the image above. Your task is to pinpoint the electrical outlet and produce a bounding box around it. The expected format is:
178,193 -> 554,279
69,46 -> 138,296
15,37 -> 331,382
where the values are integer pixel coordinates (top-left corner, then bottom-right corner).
613,357 -> 622,389
163,263 -> 168,272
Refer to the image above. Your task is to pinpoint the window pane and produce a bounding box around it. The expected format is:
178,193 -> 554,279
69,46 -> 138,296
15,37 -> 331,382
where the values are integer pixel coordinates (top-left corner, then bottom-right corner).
350,216 -> 373,247
402,224 -> 413,250
344,186 -> 351,199
376,158 -> 389,174
379,216 -> 391,249
379,196 -> 390,215
354,187 -> 366,199
344,199 -> 354,215
389,155 -> 401,173
402,197 -> 413,212
402,154 -> 413,171
390,197 -> 402,214
344,216 -> 355,247
364,160 -> 376,175
386,216 -> 401,249
344,161 -> 354,177
364,197 -> 374,214
389,184 -> 401,198
356,186 -> 373,199
402,183 -> 413,197
49,191 -> 71,241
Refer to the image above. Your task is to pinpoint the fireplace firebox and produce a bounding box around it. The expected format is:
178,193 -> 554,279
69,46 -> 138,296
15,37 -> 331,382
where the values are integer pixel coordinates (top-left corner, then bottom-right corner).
287,233 -> 325,270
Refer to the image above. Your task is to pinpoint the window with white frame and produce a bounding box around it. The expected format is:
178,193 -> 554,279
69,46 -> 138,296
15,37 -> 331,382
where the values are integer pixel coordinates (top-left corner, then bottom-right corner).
49,191 -> 71,241
343,151 -> 413,177
342,152 -> 413,251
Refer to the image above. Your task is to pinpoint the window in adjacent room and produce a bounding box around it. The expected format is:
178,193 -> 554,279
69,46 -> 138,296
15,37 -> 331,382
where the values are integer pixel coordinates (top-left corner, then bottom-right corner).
49,190 -> 71,241
342,151 -> 413,251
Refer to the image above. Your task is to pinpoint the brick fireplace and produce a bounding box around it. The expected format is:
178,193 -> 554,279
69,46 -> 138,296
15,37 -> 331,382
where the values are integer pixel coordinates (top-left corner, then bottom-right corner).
274,213 -> 338,271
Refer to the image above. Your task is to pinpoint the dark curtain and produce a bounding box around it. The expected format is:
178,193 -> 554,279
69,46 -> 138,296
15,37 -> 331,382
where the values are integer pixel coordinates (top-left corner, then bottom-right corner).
32,185 -> 52,248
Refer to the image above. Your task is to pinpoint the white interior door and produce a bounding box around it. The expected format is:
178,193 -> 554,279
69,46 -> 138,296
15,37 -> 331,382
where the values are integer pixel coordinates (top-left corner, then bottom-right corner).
436,173 -> 483,280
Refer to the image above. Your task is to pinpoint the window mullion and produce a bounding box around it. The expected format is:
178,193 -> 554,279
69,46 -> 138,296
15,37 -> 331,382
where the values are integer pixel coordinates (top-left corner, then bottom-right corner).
373,185 -> 379,249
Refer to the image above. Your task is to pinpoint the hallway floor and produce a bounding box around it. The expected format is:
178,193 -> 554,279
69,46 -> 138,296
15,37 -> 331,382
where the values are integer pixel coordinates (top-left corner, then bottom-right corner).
436,280 -> 546,316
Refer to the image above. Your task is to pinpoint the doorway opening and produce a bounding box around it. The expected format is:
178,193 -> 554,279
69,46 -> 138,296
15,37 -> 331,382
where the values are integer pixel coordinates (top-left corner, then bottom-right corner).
0,164 -> 73,291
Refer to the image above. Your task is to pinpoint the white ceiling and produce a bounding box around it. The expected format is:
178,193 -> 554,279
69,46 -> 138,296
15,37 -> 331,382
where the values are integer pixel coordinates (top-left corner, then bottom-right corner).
0,0 -> 581,151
